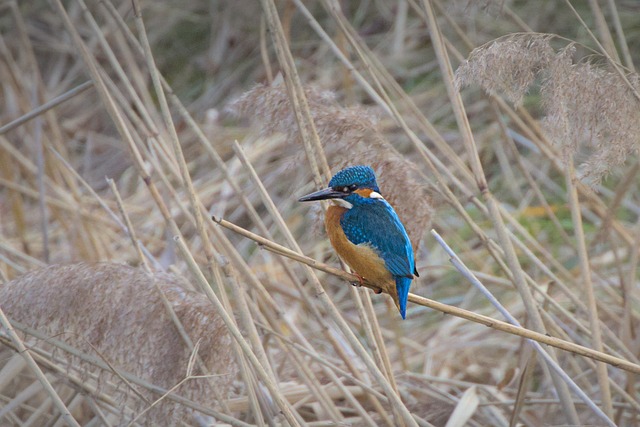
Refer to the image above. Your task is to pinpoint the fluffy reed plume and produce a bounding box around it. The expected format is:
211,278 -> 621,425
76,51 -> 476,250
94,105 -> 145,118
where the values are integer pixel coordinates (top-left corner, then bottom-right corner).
455,34 -> 640,184
0,263 -> 236,425
228,83 -> 433,249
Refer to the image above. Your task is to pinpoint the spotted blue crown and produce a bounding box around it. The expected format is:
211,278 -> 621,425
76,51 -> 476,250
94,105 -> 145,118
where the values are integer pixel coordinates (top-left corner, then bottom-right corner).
329,165 -> 380,192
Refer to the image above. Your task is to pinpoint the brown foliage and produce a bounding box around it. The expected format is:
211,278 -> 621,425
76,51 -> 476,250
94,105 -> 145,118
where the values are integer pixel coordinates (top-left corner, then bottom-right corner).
0,263 -> 236,425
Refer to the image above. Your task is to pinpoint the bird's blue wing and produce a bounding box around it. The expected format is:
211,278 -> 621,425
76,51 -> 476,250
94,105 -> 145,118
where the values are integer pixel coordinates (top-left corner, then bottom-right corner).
340,201 -> 415,278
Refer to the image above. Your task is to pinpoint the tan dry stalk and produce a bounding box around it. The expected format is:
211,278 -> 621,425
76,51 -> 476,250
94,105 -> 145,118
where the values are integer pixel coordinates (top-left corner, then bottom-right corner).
422,1 -> 580,422
587,0 -> 619,63
106,178 -> 149,270
88,13 -> 366,422
259,0 -> 331,187
127,8 -> 278,421
604,0 -> 634,70
565,158 -> 613,417
74,0 -> 159,136
509,352 -> 537,427
51,1 -> 301,423
0,81 -> 93,135
131,0 -> 210,264
214,216 -> 640,376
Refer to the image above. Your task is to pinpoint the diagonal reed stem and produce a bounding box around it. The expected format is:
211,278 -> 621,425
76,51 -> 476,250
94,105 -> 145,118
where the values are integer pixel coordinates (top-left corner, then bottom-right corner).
430,229 -> 615,427
213,216 -> 640,376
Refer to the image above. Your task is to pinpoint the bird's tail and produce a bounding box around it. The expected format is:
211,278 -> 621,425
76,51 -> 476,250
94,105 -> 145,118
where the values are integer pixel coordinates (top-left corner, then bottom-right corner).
395,276 -> 412,319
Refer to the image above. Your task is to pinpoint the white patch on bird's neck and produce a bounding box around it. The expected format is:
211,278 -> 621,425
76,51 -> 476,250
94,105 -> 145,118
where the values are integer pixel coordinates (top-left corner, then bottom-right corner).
334,199 -> 353,209
369,191 -> 384,199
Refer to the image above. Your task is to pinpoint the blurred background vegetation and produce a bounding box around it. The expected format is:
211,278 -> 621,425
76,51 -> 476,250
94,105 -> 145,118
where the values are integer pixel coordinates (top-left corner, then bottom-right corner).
1,0 -> 640,426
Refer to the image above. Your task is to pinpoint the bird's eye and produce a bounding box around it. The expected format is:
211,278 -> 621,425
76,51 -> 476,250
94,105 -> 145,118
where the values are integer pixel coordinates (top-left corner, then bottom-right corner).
348,184 -> 357,191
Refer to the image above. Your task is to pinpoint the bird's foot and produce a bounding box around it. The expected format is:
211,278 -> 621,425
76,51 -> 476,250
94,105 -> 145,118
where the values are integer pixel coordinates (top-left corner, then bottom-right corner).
350,273 -> 365,288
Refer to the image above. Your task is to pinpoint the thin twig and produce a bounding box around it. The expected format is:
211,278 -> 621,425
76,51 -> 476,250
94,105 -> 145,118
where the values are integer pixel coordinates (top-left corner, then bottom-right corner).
0,81 -> 93,135
213,215 -> 640,376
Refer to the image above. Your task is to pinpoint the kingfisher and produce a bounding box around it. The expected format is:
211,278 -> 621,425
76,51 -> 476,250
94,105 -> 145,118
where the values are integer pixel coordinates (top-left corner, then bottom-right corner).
299,165 -> 418,319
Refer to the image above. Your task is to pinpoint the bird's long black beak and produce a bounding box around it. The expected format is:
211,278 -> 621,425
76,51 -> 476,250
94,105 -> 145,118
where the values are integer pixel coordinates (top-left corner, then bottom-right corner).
298,187 -> 345,202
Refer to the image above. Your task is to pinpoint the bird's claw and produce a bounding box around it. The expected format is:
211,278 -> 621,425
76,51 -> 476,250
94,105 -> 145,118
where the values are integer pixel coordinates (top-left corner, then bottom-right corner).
350,273 -> 365,288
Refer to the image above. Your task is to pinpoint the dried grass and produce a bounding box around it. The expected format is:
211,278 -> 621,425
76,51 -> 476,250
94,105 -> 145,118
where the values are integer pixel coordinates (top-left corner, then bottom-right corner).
456,33 -> 640,184
1,1 -> 640,426
0,263 -> 235,425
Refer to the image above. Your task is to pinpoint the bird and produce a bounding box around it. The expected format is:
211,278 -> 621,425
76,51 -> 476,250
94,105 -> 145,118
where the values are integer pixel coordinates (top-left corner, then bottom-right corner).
298,165 -> 418,319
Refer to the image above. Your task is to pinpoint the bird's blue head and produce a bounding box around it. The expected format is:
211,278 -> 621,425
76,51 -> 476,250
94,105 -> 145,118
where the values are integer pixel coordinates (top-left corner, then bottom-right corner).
329,166 -> 380,193
298,165 -> 382,206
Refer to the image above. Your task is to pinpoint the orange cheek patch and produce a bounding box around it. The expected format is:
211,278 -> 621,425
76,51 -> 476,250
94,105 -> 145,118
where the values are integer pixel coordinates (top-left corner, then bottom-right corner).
354,189 -> 373,198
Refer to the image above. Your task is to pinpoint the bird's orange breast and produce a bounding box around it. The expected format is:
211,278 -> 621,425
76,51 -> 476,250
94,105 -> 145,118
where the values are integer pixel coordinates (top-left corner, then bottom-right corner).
325,205 -> 399,307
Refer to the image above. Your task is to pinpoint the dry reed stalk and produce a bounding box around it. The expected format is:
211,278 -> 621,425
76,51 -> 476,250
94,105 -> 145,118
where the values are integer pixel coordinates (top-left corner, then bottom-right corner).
3,1 -> 640,425
604,0 -> 634,70
565,156 -> 613,417
0,81 -> 94,135
454,30 -> 640,417
214,216 -> 640,376
49,4 -> 302,424
424,2 -> 582,422
259,0 -> 332,188
431,229 -> 615,427
126,7 -> 284,423
0,263 -> 236,425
